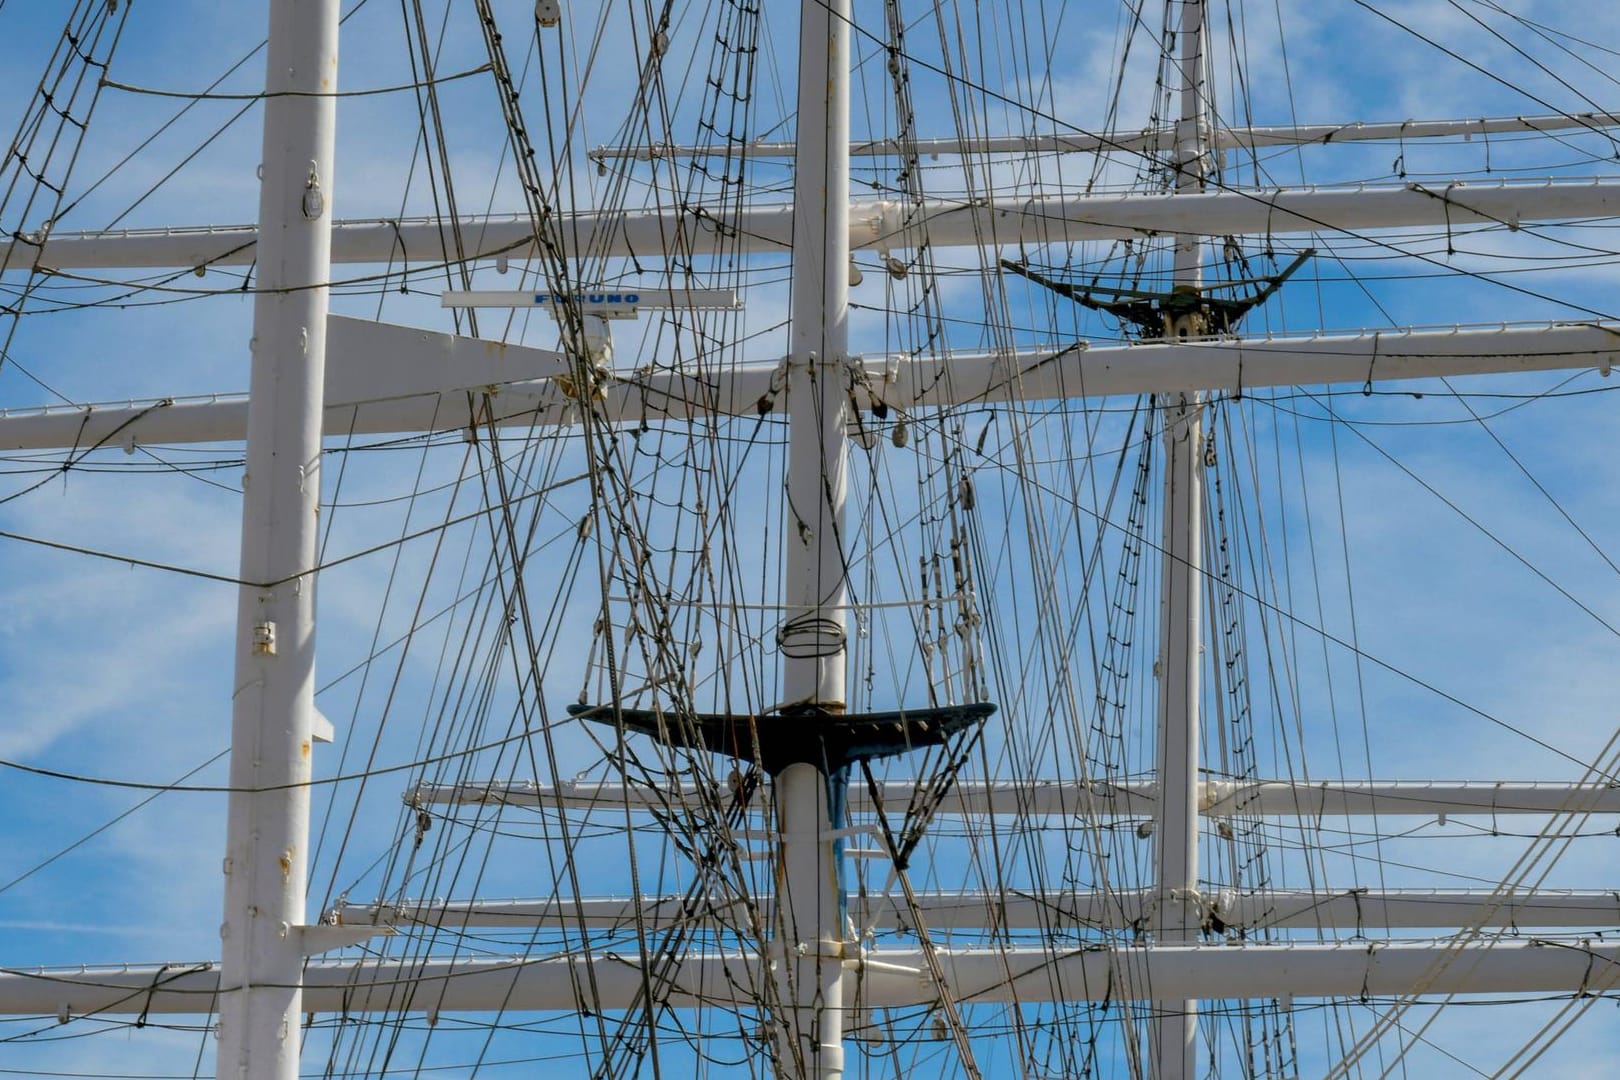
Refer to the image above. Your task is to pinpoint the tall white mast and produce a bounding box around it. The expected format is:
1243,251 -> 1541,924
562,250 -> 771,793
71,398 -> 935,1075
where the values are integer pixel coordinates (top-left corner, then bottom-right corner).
775,0 -> 852,1076
1152,0 -> 1210,1076
217,1 -> 339,1077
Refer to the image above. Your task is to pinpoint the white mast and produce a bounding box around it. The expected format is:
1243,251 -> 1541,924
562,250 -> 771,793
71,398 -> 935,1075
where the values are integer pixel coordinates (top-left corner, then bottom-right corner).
216,1 -> 339,1077
1152,0 -> 1210,1075
775,0 -> 852,1076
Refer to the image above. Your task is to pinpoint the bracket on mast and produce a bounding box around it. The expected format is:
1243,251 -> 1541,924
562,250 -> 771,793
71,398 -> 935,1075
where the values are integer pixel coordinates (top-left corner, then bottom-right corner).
295,924 -> 394,955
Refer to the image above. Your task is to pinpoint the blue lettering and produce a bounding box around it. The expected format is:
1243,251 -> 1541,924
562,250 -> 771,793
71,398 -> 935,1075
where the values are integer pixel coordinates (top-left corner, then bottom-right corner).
528,290 -> 647,308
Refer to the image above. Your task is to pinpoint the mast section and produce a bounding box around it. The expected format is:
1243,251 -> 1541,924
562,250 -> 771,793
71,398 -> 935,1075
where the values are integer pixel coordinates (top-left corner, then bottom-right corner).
1153,0 -> 1210,1076
217,1 -> 339,1077
776,0 -> 852,1076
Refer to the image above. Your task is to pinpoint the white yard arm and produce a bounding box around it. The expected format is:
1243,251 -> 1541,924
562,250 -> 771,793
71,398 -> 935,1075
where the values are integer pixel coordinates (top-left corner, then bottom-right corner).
591,112 -> 1620,161
336,888 -> 1620,932
410,778 -> 1620,818
3,939 -> 1619,1016
2,322 -> 1613,451
405,777 -> 1160,815
15,178 -> 1620,270
1197,778 -> 1620,816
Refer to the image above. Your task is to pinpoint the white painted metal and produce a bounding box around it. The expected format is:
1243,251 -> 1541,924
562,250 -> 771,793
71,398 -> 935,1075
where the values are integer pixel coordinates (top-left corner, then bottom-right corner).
775,764 -> 847,1079
217,2 -> 339,1077
441,287 -> 740,313
337,888 -> 1620,932
8,939 -> 1620,1017
1194,889 -> 1620,931
781,1 -> 851,716
771,0 -> 853,1075
19,178 -> 1620,269
407,777 -> 1620,817
4,322 -> 1613,452
0,314 -> 568,451
320,315 -> 570,402
1151,3 -> 1209,1073
1151,298 -> 1203,1074
868,323 -> 1620,409
588,111 -> 1620,161
1198,778 -> 1620,816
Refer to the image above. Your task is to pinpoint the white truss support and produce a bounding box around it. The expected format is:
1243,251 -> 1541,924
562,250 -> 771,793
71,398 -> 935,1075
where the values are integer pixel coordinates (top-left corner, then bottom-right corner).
589,111 -> 1620,161
4,322 -> 1612,452
296,924 -> 394,954
408,778 -> 1620,818
0,315 -> 567,451
336,888 -> 1620,933
18,178 -> 1620,270
7,939 -> 1620,1017
321,315 -> 569,402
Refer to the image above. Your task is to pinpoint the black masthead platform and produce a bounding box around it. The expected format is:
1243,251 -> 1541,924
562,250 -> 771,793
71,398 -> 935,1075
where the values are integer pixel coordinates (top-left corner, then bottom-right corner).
569,701 -> 996,774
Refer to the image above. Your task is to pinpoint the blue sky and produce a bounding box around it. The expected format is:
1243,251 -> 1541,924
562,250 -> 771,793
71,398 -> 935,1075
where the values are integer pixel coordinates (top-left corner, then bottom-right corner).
3,0 -> 1620,1076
